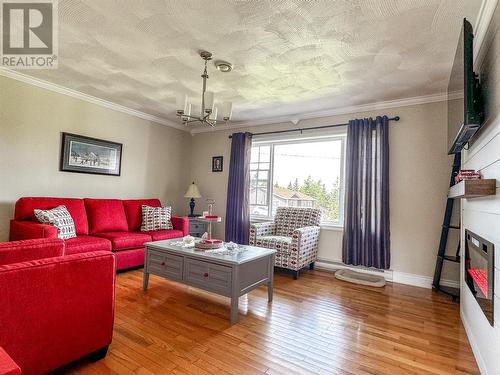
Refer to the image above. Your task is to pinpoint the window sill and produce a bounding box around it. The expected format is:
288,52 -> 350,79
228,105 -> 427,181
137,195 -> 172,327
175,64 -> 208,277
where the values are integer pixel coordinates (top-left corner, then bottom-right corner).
250,217 -> 343,231
320,224 -> 344,232
250,216 -> 272,223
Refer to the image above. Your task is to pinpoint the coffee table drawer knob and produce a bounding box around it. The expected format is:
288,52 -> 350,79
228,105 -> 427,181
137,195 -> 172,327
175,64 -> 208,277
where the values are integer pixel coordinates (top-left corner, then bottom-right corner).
161,262 -> 165,266
203,272 -> 209,278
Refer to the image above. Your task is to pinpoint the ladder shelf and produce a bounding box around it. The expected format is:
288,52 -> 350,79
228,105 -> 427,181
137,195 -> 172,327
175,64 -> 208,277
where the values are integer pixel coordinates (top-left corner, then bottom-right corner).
432,153 -> 462,302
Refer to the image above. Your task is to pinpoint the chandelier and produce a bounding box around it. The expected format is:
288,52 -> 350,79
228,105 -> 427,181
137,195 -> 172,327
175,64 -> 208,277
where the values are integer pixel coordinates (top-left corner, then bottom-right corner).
176,51 -> 233,127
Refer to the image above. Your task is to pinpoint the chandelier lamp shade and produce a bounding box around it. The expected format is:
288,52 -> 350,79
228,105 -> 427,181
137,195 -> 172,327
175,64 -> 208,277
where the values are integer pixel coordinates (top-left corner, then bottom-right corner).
176,51 -> 233,127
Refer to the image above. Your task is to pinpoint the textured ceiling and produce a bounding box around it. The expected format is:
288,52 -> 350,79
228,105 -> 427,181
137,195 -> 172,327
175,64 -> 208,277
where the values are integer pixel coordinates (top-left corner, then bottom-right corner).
23,0 -> 482,126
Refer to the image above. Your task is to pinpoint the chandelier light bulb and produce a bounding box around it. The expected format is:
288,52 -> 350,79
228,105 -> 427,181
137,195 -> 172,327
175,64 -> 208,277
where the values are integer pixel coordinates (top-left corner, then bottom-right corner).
209,106 -> 218,121
222,101 -> 232,121
204,91 -> 214,113
176,93 -> 188,114
181,103 -> 192,121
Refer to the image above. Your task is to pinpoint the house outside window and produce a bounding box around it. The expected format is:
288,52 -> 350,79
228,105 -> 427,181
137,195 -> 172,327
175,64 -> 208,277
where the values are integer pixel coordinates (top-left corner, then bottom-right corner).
250,133 -> 346,226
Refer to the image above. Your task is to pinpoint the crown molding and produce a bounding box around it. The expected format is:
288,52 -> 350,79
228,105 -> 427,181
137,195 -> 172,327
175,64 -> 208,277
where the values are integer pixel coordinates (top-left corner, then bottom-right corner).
1,66 -> 446,136
190,92 -> 450,135
0,68 -> 189,132
474,0 -> 499,68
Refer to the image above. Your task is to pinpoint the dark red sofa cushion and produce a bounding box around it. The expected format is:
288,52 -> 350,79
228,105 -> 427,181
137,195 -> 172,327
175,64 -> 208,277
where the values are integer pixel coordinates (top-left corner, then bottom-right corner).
84,199 -> 128,234
65,236 -> 112,255
0,238 -> 64,266
14,197 -> 89,235
122,199 -> 161,231
93,231 -> 152,251
141,230 -> 184,241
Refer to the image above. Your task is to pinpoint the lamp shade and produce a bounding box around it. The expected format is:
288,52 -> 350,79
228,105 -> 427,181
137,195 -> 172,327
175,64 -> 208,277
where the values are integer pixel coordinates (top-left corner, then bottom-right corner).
176,93 -> 188,114
184,182 -> 201,198
222,101 -> 232,120
204,91 -> 214,113
181,103 -> 192,121
209,106 -> 218,121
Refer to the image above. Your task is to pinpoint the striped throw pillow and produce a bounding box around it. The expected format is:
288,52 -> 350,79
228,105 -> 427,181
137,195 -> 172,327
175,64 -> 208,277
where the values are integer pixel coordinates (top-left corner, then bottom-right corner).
141,205 -> 173,231
34,205 -> 77,239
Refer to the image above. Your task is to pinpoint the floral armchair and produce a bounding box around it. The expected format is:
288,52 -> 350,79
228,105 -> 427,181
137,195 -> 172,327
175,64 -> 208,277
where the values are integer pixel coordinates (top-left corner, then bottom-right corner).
249,207 -> 321,279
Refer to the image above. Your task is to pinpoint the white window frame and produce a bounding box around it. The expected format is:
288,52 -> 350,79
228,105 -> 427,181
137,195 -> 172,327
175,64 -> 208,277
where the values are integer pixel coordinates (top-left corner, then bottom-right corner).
249,144 -> 273,210
250,132 -> 346,227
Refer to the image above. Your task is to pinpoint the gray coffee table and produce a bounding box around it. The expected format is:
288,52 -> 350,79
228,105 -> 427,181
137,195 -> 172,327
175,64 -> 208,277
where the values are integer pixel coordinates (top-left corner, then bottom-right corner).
143,239 -> 276,324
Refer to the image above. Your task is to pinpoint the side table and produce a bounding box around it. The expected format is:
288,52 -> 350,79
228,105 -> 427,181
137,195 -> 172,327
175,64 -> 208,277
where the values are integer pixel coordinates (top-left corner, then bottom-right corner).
188,217 -> 208,237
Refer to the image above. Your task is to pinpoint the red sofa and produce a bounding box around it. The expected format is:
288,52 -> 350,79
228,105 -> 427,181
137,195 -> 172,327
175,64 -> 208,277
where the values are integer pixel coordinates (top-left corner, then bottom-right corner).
0,238 -> 115,374
9,197 -> 189,271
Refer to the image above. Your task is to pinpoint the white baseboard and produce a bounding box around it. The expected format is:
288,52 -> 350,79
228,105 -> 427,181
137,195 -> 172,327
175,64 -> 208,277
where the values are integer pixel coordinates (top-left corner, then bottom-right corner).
316,258 -> 459,289
392,271 -> 459,289
392,271 -> 431,288
461,306 -> 489,375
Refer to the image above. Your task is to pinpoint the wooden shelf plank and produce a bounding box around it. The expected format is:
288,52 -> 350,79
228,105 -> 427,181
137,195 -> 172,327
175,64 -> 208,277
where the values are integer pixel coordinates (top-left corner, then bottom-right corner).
443,255 -> 460,263
448,179 -> 496,199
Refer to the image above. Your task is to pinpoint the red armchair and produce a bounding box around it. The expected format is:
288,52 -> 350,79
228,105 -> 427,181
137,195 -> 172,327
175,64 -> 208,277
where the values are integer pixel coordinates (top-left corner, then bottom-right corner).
0,238 -> 115,374
0,237 -> 64,264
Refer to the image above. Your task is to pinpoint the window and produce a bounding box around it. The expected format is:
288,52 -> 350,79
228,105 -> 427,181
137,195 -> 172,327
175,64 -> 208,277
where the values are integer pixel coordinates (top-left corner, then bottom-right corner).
250,145 -> 271,216
250,135 -> 346,226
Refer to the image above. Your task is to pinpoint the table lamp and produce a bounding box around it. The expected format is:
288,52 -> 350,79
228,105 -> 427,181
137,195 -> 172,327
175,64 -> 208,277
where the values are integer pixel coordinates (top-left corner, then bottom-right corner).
184,182 -> 202,217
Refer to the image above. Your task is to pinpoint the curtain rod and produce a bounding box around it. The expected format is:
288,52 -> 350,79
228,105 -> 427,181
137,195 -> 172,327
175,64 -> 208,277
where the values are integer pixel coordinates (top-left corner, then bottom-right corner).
228,116 -> 400,139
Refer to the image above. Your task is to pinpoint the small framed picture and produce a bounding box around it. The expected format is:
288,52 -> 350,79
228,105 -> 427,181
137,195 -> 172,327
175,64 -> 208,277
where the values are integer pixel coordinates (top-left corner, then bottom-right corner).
60,132 -> 122,176
212,156 -> 223,172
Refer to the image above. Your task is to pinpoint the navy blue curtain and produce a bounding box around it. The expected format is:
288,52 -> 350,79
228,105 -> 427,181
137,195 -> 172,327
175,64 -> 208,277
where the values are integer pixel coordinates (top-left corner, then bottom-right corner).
225,132 -> 252,244
342,116 -> 390,269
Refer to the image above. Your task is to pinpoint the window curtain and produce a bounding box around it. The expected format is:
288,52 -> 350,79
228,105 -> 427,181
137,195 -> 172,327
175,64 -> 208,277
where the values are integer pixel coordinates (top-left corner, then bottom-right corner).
225,132 -> 252,244
342,116 -> 390,269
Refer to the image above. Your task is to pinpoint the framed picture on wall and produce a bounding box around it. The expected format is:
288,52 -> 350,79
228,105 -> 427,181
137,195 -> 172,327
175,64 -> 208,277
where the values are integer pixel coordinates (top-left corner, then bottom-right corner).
212,156 -> 223,172
60,132 -> 122,176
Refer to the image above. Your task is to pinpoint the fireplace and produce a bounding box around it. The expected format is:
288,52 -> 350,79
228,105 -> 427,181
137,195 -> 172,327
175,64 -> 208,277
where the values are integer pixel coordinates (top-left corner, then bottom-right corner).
465,229 -> 495,326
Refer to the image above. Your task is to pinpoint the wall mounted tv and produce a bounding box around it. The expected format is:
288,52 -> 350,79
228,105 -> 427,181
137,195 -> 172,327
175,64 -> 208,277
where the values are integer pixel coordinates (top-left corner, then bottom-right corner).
447,18 -> 483,155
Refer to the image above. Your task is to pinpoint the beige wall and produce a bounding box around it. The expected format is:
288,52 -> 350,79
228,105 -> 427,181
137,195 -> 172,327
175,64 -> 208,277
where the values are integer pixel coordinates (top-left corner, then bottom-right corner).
0,76 -> 192,241
190,101 -> 453,280
0,74 -> 455,282
460,3 -> 500,373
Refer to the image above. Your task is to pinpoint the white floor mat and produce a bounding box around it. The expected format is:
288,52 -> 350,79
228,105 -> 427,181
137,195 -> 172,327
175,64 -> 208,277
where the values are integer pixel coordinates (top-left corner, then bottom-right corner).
335,269 -> 386,287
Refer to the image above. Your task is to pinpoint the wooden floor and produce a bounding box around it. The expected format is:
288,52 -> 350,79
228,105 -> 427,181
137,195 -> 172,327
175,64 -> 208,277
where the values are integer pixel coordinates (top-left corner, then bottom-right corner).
65,269 -> 479,375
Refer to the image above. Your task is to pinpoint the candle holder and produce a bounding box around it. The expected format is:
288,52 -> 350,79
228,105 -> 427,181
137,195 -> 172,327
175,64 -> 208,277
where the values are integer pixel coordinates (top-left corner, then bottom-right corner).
194,199 -> 224,250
